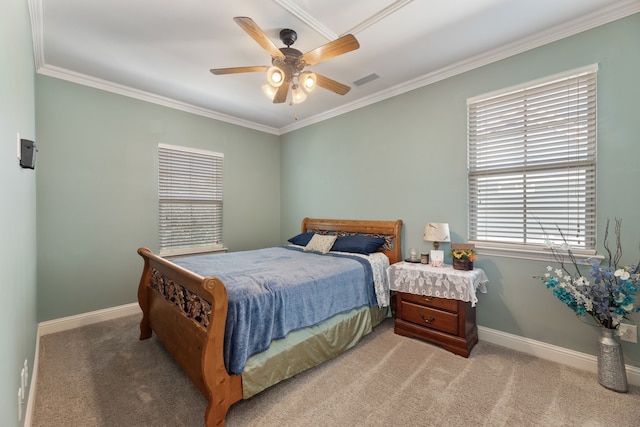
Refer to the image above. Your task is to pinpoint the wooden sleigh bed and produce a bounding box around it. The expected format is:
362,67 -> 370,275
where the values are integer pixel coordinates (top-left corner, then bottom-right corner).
137,218 -> 403,426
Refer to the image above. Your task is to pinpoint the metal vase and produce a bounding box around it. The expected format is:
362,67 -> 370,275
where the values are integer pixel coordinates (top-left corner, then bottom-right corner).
597,328 -> 628,392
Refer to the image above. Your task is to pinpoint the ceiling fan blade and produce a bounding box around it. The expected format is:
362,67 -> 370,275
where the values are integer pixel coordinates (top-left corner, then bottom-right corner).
233,17 -> 285,60
315,73 -> 351,95
273,82 -> 289,104
210,66 -> 268,75
301,34 -> 359,66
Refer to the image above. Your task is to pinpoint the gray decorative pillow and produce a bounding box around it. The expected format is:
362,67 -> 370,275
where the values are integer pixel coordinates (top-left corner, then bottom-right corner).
304,234 -> 337,254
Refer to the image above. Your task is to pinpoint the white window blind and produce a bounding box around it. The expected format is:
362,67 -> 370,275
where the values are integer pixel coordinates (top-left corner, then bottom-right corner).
158,144 -> 223,256
467,65 -> 597,250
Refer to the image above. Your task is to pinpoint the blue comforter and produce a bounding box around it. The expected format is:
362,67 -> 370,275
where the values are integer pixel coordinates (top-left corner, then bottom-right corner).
173,246 -> 376,375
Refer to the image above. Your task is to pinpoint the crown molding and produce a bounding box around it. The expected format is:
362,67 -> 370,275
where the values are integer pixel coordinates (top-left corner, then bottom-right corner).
280,1 -> 640,134
28,0 -> 640,136
27,0 -> 44,70
274,0 -> 414,39
28,2 -> 279,134
273,0 -> 337,40
36,64 -> 280,135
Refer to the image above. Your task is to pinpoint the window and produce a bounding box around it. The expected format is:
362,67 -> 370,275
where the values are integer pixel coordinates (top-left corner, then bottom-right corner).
467,65 -> 597,253
158,144 -> 224,256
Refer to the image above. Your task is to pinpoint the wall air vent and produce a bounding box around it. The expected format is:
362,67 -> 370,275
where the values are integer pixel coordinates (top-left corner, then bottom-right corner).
353,73 -> 380,87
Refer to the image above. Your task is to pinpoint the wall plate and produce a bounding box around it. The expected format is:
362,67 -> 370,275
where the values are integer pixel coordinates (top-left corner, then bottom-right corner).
619,323 -> 637,343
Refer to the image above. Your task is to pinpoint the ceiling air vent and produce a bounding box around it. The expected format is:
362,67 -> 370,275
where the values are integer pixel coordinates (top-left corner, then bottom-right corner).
353,73 -> 380,87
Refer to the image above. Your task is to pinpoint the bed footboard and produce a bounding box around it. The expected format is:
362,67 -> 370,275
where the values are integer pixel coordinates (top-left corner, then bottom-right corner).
137,248 -> 242,426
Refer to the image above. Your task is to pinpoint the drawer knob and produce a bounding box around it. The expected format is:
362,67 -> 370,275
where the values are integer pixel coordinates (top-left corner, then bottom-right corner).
420,314 -> 436,324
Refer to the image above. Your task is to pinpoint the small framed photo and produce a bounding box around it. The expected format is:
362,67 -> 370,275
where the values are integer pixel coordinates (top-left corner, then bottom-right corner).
430,250 -> 444,267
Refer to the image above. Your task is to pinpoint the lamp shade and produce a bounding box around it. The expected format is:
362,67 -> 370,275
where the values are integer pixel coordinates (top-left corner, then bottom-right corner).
424,223 -> 451,243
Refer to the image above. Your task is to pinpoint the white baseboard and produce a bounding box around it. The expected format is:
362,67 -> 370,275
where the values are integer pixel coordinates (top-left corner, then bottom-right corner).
23,325 -> 40,427
25,303 -> 142,426
38,302 -> 142,336
24,305 -> 639,426
478,326 -> 640,387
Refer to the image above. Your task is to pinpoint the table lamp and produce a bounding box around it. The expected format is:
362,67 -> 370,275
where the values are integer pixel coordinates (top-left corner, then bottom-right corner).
424,222 -> 450,267
424,223 -> 450,250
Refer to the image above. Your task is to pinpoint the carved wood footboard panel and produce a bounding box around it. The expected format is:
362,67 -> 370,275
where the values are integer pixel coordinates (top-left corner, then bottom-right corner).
137,247 -> 242,426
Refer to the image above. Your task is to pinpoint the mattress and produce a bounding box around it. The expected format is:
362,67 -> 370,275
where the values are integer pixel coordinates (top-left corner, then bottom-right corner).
169,246 -> 390,374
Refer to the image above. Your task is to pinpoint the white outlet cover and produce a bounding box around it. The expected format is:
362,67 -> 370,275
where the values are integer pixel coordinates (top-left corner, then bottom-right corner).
18,388 -> 22,421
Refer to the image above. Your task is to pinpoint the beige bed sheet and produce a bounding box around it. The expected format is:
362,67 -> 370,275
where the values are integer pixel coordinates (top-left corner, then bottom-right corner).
241,305 -> 390,398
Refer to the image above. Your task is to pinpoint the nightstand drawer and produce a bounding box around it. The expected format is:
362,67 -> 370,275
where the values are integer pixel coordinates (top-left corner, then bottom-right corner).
400,293 -> 459,312
399,301 -> 459,335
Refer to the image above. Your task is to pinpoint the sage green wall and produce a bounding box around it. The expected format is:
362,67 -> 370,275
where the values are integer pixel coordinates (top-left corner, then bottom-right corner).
1,0 -> 37,424
31,11 -> 640,373
281,14 -> 640,366
35,77 -> 281,321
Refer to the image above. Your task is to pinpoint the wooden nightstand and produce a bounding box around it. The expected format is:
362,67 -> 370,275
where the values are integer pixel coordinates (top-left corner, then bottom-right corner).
387,262 -> 488,357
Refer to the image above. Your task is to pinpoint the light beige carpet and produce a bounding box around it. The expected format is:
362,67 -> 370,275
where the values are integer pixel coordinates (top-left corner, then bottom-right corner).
33,314 -> 640,426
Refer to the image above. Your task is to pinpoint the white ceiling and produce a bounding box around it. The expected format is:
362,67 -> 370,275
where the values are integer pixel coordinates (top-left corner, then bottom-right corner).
29,0 -> 639,135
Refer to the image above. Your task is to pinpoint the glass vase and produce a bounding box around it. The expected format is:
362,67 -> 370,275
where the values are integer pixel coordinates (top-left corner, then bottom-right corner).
597,328 -> 628,392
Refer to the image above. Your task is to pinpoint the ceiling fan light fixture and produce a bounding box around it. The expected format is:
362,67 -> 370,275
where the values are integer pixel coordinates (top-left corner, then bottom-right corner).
299,72 -> 317,92
266,66 -> 284,87
211,18 -> 358,106
291,84 -> 307,104
262,83 -> 278,100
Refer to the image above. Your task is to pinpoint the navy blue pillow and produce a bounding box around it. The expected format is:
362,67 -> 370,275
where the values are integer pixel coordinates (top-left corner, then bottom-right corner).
331,235 -> 385,255
287,232 -> 315,246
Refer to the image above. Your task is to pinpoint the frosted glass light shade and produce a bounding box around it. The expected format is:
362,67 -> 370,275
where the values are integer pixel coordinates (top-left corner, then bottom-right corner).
291,84 -> 306,104
262,83 -> 278,100
267,66 -> 284,87
299,71 -> 317,92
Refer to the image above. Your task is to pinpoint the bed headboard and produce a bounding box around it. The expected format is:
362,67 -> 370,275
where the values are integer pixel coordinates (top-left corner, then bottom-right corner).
301,218 -> 403,264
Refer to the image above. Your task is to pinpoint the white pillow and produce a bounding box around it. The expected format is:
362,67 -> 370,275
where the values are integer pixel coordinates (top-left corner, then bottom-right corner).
304,234 -> 337,254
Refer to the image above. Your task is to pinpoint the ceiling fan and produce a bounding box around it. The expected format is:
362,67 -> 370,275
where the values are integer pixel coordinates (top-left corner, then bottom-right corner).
210,17 -> 360,105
